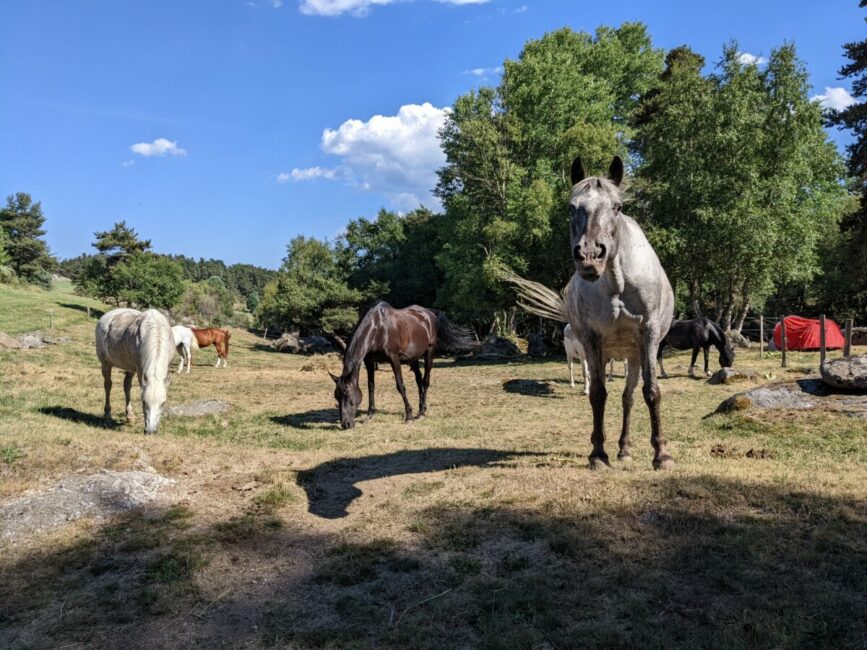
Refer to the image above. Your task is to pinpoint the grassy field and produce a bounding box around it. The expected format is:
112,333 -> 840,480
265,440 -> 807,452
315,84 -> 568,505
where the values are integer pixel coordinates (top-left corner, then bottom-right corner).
1,282 -> 865,649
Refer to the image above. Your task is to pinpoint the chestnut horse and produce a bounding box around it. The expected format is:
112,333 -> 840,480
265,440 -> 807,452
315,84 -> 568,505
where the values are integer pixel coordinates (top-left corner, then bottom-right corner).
330,301 -> 476,429
191,327 -> 231,368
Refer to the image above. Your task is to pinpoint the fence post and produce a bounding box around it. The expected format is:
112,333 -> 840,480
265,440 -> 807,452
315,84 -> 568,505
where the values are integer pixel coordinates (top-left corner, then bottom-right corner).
759,315 -> 764,358
780,315 -> 787,368
87,306 -> 91,318
263,326 -> 268,341
844,318 -> 854,357
819,314 -> 826,366
49,309 -> 54,332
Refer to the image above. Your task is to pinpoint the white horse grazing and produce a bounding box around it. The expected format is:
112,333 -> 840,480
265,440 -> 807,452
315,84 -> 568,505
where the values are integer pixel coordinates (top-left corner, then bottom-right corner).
565,324 -> 626,393
96,308 -> 174,434
510,156 -> 675,470
171,325 -> 198,373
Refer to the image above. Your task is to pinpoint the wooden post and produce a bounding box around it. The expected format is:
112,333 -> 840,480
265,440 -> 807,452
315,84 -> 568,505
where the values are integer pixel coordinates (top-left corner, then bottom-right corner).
87,306 -> 91,318
819,314 -> 826,366
780,316 -> 788,368
844,318 -> 854,357
49,309 -> 54,332
759,315 -> 764,358
263,326 -> 268,341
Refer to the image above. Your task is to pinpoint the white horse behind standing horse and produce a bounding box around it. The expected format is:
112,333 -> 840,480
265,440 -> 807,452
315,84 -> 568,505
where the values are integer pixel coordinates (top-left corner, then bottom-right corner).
564,323 -> 626,394
171,325 -> 199,373
96,308 -> 174,433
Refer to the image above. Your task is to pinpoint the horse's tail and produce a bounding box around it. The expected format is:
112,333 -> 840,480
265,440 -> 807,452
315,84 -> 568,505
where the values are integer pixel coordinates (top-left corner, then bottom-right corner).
190,329 -> 200,350
501,268 -> 568,323
434,311 -> 478,354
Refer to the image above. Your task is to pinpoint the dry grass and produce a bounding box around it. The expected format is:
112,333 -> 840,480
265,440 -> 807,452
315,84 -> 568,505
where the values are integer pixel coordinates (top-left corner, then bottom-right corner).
1,282 -> 866,649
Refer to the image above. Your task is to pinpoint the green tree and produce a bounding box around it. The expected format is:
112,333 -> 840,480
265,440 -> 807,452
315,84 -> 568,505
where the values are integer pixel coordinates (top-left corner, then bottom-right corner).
635,43 -> 847,329
0,192 -> 55,282
74,222 -> 183,309
338,207 -> 443,308
435,24 -> 663,329
825,0 -> 867,316
257,236 -> 363,335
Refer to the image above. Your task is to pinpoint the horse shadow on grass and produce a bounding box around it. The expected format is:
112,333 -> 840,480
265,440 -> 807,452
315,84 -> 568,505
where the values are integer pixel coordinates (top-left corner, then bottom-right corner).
270,408 -> 339,430
501,379 -> 559,397
297,448 -> 542,519
38,406 -> 117,429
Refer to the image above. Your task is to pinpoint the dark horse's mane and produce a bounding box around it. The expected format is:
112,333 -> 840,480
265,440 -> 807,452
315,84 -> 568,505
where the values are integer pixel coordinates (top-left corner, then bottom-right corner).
703,318 -> 734,365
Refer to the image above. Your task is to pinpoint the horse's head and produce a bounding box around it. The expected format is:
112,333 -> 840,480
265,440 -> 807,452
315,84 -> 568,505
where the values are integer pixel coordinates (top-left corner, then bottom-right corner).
330,371 -> 361,430
142,368 -> 171,434
569,156 -> 624,283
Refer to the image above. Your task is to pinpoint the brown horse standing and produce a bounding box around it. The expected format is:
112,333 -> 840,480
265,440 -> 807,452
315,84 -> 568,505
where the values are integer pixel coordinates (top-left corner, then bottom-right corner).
330,302 -> 476,429
191,327 -> 231,368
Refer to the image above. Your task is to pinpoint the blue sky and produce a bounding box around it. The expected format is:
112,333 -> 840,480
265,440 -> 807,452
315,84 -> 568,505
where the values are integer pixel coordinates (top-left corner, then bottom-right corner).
0,0 -> 862,269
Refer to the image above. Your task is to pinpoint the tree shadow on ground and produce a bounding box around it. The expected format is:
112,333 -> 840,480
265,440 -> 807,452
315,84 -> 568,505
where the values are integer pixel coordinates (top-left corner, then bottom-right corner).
38,406 -> 117,429
2,474 -> 865,649
501,379 -> 559,397
269,408 -> 339,430
297,448 -> 542,519
56,303 -> 104,319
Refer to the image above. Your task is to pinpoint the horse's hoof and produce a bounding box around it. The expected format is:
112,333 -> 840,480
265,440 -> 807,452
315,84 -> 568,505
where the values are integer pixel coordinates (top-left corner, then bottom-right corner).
617,451 -> 633,462
415,413 -> 426,420
652,456 -> 675,471
404,418 -> 414,425
588,456 -> 611,470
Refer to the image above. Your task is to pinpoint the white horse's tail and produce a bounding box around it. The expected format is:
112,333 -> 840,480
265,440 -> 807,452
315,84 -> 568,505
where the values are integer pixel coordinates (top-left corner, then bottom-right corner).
500,268 -> 568,323
189,332 -> 199,350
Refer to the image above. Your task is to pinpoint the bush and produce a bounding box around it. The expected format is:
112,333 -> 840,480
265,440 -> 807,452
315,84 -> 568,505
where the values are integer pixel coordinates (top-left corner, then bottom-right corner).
0,265 -> 15,284
27,268 -> 52,290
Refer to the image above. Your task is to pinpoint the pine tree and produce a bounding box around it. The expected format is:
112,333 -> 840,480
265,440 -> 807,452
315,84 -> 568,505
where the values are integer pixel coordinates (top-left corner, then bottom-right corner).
0,192 -> 54,280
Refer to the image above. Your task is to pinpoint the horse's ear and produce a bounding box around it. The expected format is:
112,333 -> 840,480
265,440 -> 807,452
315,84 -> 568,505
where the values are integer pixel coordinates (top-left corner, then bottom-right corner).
607,156 -> 624,186
328,371 -> 340,384
570,157 -> 585,185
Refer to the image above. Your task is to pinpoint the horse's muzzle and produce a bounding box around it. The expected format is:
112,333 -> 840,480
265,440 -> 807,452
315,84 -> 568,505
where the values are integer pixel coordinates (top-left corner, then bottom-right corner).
341,420 -> 355,430
578,261 -> 604,282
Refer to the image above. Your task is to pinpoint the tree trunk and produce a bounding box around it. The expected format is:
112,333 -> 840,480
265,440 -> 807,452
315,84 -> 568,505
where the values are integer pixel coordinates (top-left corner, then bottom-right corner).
721,301 -> 734,331
734,300 -> 750,333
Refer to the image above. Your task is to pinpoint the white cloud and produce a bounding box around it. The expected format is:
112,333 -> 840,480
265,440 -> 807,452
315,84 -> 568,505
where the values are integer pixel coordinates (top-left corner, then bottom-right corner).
295,102 -> 447,209
737,52 -> 767,66
276,172 -> 291,183
287,166 -> 340,181
464,65 -> 503,78
121,159 -> 135,168
812,86 -> 856,112
271,0 -> 283,6
298,0 -> 487,17
130,138 -> 187,157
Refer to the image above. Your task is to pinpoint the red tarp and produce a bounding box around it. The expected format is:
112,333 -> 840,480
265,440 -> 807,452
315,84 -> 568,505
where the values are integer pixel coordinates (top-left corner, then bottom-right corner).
773,315 -> 845,351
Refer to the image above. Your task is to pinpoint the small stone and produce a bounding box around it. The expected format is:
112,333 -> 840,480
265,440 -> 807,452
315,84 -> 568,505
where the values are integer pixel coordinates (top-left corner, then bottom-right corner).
0,331 -> 22,349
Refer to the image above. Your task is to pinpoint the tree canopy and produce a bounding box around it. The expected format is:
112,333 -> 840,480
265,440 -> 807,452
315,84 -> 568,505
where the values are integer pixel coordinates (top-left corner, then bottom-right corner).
0,192 -> 55,283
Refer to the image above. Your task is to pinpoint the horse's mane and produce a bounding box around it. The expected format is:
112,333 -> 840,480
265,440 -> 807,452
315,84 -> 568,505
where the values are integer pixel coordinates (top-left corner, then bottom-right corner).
343,301 -> 390,378
139,311 -> 173,379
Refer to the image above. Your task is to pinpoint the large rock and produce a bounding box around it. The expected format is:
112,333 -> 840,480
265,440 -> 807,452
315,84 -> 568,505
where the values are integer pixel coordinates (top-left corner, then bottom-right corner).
716,378 -> 867,419
271,332 -> 334,354
475,336 -> 521,359
0,470 -> 173,542
707,367 -> 759,385
167,399 -> 231,417
0,331 -> 21,350
18,332 -> 47,349
821,354 -> 867,392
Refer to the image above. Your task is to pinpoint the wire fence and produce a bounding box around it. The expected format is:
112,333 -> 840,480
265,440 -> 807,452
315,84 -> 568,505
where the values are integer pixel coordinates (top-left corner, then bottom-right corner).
737,314 -> 860,368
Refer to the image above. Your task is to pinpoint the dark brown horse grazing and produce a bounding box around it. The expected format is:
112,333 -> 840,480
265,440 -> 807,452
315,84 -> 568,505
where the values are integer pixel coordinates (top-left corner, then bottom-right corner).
330,302 -> 476,429
191,327 -> 231,368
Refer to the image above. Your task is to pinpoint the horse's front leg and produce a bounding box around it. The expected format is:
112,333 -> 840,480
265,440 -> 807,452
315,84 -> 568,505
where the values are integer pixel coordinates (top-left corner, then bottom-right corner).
618,355 -> 641,461
101,362 -> 113,424
387,353 -> 413,423
568,354 -> 575,388
586,347 -> 609,469
123,372 -> 135,422
703,345 -> 710,376
582,357 -> 590,396
642,328 -> 673,470
365,358 -> 376,422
